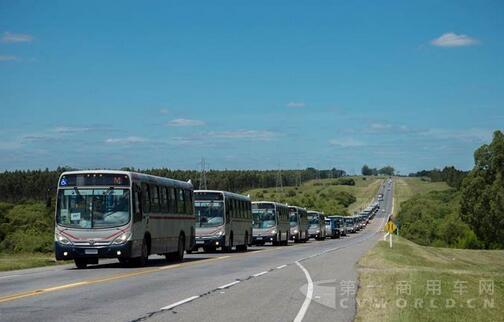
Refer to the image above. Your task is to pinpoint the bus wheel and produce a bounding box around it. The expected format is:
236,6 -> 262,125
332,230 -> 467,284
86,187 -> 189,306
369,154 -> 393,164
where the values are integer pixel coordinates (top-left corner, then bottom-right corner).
166,234 -> 185,262
74,259 -> 87,269
223,234 -> 233,252
136,238 -> 149,267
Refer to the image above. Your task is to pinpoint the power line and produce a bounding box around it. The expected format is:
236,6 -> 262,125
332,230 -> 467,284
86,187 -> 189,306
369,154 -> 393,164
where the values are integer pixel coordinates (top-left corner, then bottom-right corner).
199,157 -> 208,190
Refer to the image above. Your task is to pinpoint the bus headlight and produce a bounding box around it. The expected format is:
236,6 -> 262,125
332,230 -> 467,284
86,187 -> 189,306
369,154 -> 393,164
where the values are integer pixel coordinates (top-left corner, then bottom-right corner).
316,230 -> 320,234
213,228 -> 225,237
55,232 -> 71,245
293,229 -> 299,234
112,232 -> 132,245
271,229 -> 277,235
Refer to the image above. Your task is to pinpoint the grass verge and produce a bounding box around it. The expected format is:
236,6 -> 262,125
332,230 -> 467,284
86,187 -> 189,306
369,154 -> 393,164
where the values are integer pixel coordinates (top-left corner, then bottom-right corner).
393,177 -> 450,214
355,237 -> 504,322
0,253 -> 69,272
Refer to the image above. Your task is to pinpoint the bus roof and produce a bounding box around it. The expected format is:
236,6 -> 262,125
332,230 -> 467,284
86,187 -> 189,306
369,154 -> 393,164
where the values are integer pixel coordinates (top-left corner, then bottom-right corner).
288,205 -> 307,211
194,190 -> 251,201
59,170 -> 193,189
252,201 -> 288,208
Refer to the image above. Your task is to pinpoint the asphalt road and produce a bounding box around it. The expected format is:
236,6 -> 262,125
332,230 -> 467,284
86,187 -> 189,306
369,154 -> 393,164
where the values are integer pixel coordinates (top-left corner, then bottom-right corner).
0,180 -> 393,322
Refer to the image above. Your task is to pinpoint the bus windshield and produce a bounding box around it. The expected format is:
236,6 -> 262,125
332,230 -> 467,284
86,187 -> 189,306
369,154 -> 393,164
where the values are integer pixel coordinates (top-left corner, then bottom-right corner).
195,201 -> 224,228
56,188 -> 130,229
252,209 -> 276,229
345,218 -> 353,224
308,215 -> 320,227
289,212 -> 298,226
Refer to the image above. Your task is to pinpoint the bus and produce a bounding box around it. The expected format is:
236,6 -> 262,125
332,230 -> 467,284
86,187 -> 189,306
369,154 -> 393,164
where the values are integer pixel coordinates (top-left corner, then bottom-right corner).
251,201 -> 290,246
54,170 -> 195,269
307,211 -> 327,240
288,206 -> 309,243
192,190 -> 252,252
345,216 -> 357,233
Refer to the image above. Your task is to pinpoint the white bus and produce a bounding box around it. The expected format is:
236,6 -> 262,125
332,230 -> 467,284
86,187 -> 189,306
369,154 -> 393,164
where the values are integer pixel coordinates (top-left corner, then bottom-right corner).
288,206 -> 309,243
307,210 -> 327,240
192,190 -> 252,252
251,201 -> 290,246
54,170 -> 195,269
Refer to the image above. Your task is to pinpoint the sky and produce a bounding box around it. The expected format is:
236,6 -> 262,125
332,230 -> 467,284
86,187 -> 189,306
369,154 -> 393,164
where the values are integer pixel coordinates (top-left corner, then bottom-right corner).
1,0 -> 503,174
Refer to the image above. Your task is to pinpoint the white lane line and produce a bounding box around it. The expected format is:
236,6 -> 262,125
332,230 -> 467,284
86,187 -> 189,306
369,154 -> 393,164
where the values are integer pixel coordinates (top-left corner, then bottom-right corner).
0,274 -> 20,280
160,295 -> 200,311
276,265 -> 287,269
217,281 -> 240,289
294,261 -> 313,322
252,271 -> 268,277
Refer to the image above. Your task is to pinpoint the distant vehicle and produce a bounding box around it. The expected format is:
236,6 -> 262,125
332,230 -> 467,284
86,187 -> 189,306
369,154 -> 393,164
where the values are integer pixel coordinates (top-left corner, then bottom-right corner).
325,217 -> 341,239
192,190 -> 252,253
345,216 -> 357,233
54,170 -> 195,269
332,216 -> 348,236
307,211 -> 327,240
252,201 -> 290,246
378,193 -> 384,201
288,206 -> 309,243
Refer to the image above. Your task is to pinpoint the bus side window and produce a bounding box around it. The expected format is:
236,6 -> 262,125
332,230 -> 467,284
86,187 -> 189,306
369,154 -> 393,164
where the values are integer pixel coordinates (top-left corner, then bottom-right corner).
142,183 -> 151,214
177,188 -> 185,214
184,190 -> 192,215
133,185 -> 142,222
151,185 -> 160,213
225,199 -> 231,223
168,187 -> 176,214
160,187 -> 168,213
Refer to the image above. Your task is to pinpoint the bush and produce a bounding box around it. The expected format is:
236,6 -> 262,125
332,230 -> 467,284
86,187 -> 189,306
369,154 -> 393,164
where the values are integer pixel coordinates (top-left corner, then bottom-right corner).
0,202 -> 54,254
286,189 -> 296,197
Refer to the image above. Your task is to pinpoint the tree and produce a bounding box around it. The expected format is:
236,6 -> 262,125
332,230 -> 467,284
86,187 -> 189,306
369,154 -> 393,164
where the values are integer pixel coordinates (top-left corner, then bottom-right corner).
460,130 -> 504,249
361,165 -> 373,176
378,166 -> 395,176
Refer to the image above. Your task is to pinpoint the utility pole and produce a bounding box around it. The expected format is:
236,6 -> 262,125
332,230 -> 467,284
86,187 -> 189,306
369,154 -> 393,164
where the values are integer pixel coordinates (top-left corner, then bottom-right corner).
276,167 -> 284,192
296,163 -> 302,187
199,157 -> 208,190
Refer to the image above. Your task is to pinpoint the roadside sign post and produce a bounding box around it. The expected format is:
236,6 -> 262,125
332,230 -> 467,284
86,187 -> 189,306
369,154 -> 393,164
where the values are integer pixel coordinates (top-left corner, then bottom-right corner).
384,221 -> 397,248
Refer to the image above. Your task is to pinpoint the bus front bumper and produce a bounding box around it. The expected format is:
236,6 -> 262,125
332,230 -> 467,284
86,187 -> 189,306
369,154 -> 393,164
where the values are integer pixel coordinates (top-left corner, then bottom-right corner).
193,236 -> 225,249
252,234 -> 276,244
55,241 -> 133,260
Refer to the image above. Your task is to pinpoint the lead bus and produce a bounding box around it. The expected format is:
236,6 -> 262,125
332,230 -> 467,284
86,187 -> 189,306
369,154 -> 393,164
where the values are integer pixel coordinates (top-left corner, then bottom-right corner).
251,201 -> 290,246
54,170 -> 195,269
288,206 -> 309,243
192,190 -> 252,252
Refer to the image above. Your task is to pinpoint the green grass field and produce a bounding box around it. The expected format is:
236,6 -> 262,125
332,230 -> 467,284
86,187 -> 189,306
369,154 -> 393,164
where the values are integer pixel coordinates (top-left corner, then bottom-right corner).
356,237 -> 504,322
246,176 -> 383,215
393,177 -> 450,214
0,253 -> 70,271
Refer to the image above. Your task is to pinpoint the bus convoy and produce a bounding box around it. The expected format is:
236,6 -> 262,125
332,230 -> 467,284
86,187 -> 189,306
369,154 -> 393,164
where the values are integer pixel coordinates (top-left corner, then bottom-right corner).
54,170 -> 382,269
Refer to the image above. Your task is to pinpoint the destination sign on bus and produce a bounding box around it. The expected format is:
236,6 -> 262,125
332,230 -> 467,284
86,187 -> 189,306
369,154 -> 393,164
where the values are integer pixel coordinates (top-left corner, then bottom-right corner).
59,174 -> 130,187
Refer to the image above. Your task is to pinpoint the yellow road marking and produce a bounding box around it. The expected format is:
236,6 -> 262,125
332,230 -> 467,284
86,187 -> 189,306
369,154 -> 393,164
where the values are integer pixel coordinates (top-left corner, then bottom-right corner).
0,255 -> 230,304
0,243 -> 309,305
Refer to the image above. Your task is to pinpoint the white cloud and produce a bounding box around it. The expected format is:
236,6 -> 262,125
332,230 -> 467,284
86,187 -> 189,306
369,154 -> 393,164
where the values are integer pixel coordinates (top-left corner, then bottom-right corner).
329,138 -> 366,148
0,55 -> 17,61
422,128 -> 492,143
286,102 -> 305,108
1,32 -> 33,43
105,136 -> 147,145
207,130 -> 278,141
431,32 -> 478,47
167,118 -> 205,127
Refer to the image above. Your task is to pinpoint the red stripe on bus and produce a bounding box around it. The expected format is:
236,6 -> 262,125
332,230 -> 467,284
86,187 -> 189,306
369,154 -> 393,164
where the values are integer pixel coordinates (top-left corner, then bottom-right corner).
60,230 -> 80,240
